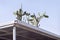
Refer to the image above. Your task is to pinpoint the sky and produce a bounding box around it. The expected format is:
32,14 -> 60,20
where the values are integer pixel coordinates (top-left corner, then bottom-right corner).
0,0 -> 60,35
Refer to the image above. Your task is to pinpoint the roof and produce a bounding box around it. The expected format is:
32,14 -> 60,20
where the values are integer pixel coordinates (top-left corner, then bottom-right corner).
0,20 -> 60,40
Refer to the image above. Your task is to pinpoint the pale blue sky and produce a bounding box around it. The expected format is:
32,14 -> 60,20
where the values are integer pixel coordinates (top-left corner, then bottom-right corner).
0,0 -> 60,35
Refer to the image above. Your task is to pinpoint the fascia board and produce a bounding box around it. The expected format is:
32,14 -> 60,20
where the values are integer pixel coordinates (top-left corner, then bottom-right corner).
14,21 -> 60,40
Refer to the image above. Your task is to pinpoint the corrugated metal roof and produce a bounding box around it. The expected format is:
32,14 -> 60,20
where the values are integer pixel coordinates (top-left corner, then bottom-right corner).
0,20 -> 60,40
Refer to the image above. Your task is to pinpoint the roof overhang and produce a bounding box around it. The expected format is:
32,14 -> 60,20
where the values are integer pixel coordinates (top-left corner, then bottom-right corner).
0,20 -> 60,40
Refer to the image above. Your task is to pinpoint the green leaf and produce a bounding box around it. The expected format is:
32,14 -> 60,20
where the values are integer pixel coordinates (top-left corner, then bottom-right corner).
43,15 -> 49,18
28,19 -> 33,21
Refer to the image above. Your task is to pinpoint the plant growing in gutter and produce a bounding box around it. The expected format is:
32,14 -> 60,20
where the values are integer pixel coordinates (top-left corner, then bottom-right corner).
14,8 -> 49,27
